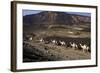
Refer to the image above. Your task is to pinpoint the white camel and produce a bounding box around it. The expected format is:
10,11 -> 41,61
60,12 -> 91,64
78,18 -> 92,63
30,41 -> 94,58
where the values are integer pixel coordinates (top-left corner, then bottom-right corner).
39,38 -> 44,42
80,44 -> 89,52
70,42 -> 77,49
29,36 -> 32,41
59,41 -> 66,46
52,40 -> 57,44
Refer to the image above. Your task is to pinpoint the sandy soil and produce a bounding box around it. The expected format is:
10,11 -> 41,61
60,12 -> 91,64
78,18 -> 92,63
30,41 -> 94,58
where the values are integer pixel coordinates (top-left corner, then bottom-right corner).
23,41 -> 91,62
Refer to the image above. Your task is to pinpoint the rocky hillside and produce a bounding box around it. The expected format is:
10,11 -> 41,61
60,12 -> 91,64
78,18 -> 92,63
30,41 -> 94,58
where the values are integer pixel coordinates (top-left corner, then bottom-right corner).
23,11 -> 91,26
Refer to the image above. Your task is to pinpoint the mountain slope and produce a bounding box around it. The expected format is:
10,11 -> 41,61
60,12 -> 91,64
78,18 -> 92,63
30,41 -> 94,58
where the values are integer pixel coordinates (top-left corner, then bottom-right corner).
23,11 -> 91,26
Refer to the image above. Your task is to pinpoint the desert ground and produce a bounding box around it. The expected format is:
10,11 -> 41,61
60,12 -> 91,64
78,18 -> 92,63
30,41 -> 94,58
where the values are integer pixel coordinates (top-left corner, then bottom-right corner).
23,24 -> 91,62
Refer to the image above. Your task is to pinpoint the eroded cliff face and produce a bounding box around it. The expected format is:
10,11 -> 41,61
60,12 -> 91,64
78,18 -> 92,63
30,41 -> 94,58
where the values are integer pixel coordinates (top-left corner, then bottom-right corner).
23,11 -> 91,26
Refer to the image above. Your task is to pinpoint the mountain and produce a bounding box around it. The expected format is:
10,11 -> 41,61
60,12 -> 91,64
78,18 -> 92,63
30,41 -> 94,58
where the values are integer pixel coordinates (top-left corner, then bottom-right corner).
23,11 -> 91,26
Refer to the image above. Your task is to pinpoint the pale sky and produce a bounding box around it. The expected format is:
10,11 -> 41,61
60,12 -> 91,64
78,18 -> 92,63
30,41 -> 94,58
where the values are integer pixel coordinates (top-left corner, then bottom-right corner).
23,10 -> 42,16
23,10 -> 91,16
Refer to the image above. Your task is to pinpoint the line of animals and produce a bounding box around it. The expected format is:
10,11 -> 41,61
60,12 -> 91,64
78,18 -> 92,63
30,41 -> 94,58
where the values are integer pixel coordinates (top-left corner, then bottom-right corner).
25,35 -> 91,53
39,38 -> 90,53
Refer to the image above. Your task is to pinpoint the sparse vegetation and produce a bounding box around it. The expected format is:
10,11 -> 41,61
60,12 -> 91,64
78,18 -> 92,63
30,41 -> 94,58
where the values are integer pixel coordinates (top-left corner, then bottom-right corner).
23,25 -> 91,62
23,11 -> 91,62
